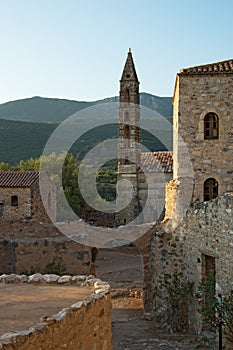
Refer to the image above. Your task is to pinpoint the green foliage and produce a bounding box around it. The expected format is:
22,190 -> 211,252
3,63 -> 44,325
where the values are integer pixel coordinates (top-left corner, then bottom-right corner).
15,157 -> 41,171
45,261 -> 66,275
0,119 -> 169,165
196,275 -> 233,341
0,119 -> 57,164
196,273 -> 217,328
0,94 -> 172,165
61,153 -> 85,220
0,162 -> 10,171
221,291 -> 233,339
140,92 -> 173,117
156,272 -> 194,332
21,267 -> 36,275
96,161 -> 117,202
0,152 -> 118,221
0,94 -> 172,123
0,96 -> 91,123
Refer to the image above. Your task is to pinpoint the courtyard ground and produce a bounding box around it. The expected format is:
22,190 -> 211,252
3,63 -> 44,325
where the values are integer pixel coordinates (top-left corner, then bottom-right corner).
0,246 -> 209,349
96,246 -> 208,350
0,285 -> 91,335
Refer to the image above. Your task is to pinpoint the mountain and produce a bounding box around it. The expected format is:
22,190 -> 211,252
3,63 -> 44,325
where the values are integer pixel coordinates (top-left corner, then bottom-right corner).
0,119 -> 57,164
0,93 -> 172,164
0,118 -> 168,165
0,93 -> 172,123
140,93 -> 172,117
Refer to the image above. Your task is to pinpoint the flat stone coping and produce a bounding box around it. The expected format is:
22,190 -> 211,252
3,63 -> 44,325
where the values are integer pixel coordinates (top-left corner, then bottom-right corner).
0,273 -> 110,343
0,284 -> 92,335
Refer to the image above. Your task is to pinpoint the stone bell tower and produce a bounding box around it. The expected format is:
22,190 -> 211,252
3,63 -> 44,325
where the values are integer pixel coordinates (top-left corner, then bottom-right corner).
116,49 -> 141,224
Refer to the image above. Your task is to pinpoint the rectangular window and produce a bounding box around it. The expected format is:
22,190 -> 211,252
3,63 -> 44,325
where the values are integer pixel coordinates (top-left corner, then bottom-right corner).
0,201 -> 4,217
11,195 -> 18,206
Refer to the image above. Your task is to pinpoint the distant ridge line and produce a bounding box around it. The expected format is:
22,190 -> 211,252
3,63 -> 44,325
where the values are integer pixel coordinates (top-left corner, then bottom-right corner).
0,93 -> 173,123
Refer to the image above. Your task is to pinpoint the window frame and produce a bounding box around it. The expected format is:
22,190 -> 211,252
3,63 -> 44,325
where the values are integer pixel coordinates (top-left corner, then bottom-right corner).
204,178 -> 218,201
11,195 -> 19,207
204,112 -> 219,140
123,124 -> 130,147
125,88 -> 130,103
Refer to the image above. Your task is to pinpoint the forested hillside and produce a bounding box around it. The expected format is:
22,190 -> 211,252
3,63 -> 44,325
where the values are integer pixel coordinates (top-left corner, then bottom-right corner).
0,94 -> 172,164
0,93 -> 172,123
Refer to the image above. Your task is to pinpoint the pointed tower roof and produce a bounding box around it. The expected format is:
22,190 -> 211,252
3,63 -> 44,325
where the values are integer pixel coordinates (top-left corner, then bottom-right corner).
120,48 -> 139,82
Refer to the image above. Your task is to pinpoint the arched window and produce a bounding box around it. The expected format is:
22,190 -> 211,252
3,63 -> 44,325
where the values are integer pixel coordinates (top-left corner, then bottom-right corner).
124,125 -> 130,147
204,113 -> 219,139
11,195 -> 18,206
204,178 -> 218,201
125,88 -> 130,103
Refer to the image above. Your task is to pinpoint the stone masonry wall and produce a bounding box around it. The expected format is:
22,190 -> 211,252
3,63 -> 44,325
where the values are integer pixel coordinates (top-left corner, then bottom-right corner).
0,276 -> 112,350
150,193 -> 233,333
138,172 -> 167,223
0,220 -> 93,275
31,177 -> 56,223
179,193 -> 233,293
0,188 -> 32,220
173,73 -> 233,200
0,175 -> 56,223
165,177 -> 194,231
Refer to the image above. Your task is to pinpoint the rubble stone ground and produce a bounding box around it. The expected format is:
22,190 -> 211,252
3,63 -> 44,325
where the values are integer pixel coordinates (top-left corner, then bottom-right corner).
96,246 -> 208,350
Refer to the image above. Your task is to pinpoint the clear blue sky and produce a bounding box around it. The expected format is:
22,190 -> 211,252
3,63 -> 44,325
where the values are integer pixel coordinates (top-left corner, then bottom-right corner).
1,0 -> 232,103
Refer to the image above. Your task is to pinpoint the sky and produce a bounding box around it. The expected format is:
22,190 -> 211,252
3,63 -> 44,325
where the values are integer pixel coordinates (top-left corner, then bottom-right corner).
0,0 -> 233,104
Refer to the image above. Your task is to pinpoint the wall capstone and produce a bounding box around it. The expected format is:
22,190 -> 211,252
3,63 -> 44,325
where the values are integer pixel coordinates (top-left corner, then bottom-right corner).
0,274 -> 112,350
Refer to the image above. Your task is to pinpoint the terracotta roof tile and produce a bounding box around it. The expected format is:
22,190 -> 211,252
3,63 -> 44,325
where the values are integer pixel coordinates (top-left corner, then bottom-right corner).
0,171 -> 42,187
180,59 -> 233,75
140,151 -> 173,173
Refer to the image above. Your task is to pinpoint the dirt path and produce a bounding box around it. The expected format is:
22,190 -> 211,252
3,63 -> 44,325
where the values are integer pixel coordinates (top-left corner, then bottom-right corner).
95,246 -> 143,290
96,247 -> 207,350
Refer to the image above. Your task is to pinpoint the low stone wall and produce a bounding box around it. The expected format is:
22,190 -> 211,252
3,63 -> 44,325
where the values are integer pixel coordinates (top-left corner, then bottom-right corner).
0,274 -> 112,350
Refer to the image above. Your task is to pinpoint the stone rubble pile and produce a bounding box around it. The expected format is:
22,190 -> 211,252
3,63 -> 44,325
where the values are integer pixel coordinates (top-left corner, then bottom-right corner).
0,273 -> 110,295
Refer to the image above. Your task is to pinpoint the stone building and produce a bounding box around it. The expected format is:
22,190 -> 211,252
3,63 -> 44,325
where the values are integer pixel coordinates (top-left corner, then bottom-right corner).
117,52 -> 233,225
172,59 -> 233,201
84,50 -> 173,226
147,59 -> 233,346
165,59 -> 233,235
117,49 -> 173,225
139,151 -> 173,223
115,52 -> 233,347
0,171 -> 56,222
0,171 -> 94,275
117,48 -> 142,224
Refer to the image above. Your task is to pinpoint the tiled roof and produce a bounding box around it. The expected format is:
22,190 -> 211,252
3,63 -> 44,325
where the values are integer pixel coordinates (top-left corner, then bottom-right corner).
0,171 -> 41,187
140,151 -> 173,173
180,59 -> 233,75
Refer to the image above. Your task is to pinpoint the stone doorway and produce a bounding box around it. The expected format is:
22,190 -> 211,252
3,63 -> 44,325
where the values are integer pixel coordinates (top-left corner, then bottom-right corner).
202,254 -> 215,276
202,254 -> 216,330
